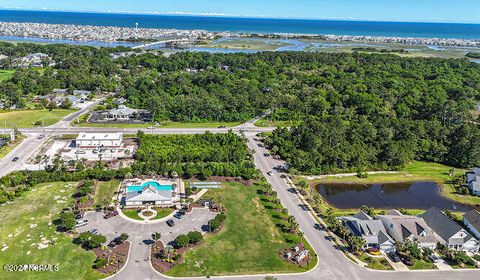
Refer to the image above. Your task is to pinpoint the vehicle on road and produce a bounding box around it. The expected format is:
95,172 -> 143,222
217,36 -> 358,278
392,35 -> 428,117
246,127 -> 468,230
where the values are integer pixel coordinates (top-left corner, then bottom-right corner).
166,219 -> 175,227
267,171 -> 273,176
12,157 -> 19,162
37,134 -> 45,139
263,152 -> 270,157
388,252 -> 401,263
314,223 -> 324,230
218,125 -> 227,128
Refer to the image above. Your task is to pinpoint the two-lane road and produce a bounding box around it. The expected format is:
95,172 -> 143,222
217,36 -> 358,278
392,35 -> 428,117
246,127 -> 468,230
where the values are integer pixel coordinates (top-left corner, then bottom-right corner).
246,135 -> 480,280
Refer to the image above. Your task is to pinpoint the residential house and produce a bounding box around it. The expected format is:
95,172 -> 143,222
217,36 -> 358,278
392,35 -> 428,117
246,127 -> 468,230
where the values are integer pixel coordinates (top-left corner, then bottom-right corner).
463,210 -> 480,241
114,97 -> 127,106
466,168 -> 480,196
421,207 -> 479,252
340,211 -> 396,252
376,210 -> 438,249
53,88 -> 68,96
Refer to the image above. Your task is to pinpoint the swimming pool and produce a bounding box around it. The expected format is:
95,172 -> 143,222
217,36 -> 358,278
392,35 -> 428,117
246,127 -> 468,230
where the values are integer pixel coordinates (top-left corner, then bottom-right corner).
127,181 -> 173,192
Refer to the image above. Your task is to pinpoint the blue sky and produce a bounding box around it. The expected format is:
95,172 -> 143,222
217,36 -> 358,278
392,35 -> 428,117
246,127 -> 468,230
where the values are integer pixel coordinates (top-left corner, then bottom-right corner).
1,0 -> 479,23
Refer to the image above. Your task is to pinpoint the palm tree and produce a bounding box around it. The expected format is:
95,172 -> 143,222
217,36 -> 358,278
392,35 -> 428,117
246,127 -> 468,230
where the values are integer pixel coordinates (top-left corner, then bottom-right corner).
339,225 -> 350,241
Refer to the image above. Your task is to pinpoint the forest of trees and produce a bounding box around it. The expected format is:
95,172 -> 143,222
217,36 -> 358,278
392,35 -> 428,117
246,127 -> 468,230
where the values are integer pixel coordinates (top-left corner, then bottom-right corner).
133,131 -> 256,179
1,42 -> 480,172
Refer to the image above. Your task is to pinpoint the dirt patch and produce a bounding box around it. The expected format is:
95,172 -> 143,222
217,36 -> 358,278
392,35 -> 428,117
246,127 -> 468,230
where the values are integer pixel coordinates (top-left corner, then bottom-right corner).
92,241 -> 130,275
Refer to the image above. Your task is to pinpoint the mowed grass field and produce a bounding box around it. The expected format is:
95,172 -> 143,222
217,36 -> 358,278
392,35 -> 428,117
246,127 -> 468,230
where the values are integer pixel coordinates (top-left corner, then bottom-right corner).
167,183 -> 314,277
0,182 -> 103,280
0,109 -> 76,128
93,180 -> 119,206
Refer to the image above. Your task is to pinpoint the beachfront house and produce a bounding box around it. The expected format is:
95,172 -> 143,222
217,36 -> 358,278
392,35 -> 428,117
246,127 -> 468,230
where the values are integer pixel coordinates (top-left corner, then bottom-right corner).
466,168 -> 480,196
340,211 -> 396,252
421,207 -> 479,252
376,210 -> 438,249
463,210 -> 480,241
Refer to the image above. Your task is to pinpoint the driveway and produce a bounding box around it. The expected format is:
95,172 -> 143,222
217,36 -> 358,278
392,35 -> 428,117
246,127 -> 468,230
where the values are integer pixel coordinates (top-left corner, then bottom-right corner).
80,208 -> 216,280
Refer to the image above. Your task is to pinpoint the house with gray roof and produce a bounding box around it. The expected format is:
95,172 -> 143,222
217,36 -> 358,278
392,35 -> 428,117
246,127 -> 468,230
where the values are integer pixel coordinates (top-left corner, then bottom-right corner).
466,167 -> 480,196
421,207 -> 479,252
106,105 -> 137,120
340,211 -> 395,252
376,210 -> 438,249
463,210 -> 480,242
125,185 -> 173,206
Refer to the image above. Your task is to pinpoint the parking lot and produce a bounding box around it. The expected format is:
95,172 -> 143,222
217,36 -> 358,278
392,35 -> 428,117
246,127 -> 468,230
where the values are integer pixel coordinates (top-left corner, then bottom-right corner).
79,207 -> 217,246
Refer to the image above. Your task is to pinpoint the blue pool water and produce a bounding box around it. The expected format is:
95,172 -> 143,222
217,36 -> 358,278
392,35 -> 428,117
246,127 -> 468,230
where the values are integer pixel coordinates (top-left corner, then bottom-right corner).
127,181 -> 173,192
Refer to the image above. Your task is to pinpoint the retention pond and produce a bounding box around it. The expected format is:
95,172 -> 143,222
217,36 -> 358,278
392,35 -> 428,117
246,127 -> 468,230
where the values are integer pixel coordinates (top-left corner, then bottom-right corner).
317,181 -> 472,211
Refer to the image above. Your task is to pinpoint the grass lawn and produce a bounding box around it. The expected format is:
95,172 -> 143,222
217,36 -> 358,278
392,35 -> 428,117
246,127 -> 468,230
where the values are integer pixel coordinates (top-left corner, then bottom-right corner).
121,209 -> 144,221
204,38 -> 292,51
167,183 -> 316,277
0,69 -> 14,81
0,109 -> 76,128
93,180 -> 119,206
71,116 -> 240,129
0,182 -> 103,280
151,208 -> 174,220
409,259 -> 437,270
302,161 -> 480,208
357,254 -> 393,270
0,135 -> 24,159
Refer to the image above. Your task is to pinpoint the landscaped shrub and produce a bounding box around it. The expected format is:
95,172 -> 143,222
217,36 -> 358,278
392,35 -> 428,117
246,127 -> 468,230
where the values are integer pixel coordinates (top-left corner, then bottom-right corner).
92,257 -> 107,269
74,232 -> 107,250
175,234 -> 190,248
187,231 -> 203,244
208,212 -> 226,232
56,212 -> 76,232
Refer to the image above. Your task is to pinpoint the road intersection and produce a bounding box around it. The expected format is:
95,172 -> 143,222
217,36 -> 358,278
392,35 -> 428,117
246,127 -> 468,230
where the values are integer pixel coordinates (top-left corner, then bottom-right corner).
1,106 -> 480,279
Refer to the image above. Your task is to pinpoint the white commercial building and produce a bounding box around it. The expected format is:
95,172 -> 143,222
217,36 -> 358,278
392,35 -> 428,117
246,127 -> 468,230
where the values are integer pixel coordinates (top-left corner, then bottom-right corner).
75,133 -> 123,148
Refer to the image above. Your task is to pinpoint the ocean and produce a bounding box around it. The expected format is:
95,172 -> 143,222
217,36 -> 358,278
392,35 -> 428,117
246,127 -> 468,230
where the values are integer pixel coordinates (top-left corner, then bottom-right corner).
1,10 -> 480,39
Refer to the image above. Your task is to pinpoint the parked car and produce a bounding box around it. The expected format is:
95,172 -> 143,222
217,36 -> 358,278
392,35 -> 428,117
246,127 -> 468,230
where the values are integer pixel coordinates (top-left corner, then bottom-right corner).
108,237 -> 122,248
103,210 -> 118,219
166,219 -> 175,227
388,252 -> 401,263
37,134 -> 45,139
218,125 -> 227,128
429,254 -> 442,263
314,223 -> 324,230
12,157 -> 19,162
89,229 -> 99,234
75,150 -> 86,154
174,213 -> 183,219
263,152 -> 270,157
74,219 -> 88,228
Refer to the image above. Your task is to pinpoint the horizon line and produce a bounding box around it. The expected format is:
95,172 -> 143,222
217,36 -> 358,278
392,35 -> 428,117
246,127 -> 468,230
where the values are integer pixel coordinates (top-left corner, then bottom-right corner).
1,7 -> 480,25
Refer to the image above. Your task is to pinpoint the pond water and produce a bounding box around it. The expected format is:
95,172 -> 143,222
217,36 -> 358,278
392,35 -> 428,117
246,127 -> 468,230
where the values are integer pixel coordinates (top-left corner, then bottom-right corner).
317,181 -> 472,211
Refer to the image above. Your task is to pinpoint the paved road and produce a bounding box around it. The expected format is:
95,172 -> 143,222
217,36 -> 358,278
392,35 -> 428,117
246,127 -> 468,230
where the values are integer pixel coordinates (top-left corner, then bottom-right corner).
245,135 -> 480,280
82,209 -> 216,280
